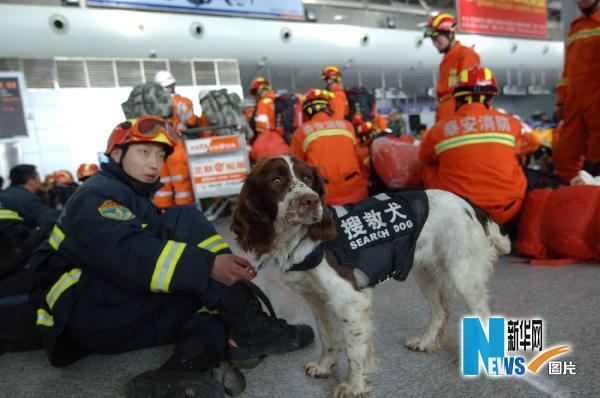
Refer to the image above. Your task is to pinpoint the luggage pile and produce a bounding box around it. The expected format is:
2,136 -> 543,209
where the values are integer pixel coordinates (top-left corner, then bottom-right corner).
200,89 -> 252,138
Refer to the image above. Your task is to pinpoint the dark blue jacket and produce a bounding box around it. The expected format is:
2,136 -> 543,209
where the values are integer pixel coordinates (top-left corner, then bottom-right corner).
30,160 -> 229,366
0,185 -> 60,237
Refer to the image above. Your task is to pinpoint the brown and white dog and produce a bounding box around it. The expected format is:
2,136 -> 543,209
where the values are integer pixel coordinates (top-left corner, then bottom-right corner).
231,156 -> 510,398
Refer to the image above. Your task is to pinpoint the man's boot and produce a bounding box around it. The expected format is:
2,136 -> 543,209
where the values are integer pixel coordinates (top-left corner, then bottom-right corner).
126,334 -> 225,398
216,282 -> 314,361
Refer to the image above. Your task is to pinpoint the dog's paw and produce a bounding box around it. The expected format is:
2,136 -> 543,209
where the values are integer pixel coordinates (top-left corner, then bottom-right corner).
332,380 -> 370,398
305,360 -> 336,379
405,335 -> 440,353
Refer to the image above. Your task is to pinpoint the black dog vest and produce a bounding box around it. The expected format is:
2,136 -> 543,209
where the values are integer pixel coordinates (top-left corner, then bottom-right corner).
289,192 -> 429,287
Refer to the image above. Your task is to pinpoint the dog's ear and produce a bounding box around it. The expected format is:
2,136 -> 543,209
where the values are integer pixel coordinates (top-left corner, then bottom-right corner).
231,174 -> 275,256
308,164 -> 326,197
307,165 -> 337,242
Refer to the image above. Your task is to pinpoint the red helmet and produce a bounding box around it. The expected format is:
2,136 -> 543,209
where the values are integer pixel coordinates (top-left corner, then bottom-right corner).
302,89 -> 334,116
77,163 -> 100,181
105,115 -> 178,156
51,170 -> 75,185
250,77 -> 271,97
424,12 -> 457,37
321,65 -> 342,82
453,66 -> 499,97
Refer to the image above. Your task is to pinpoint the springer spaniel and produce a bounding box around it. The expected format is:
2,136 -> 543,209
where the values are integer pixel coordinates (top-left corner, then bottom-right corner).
231,156 -> 510,398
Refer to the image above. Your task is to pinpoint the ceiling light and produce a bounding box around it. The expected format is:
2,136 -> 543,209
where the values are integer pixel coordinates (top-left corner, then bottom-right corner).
386,16 -> 397,29
305,7 -> 317,22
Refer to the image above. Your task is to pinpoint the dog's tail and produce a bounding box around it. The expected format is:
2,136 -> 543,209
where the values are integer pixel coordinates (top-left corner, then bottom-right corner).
466,198 -> 511,255
485,220 -> 511,255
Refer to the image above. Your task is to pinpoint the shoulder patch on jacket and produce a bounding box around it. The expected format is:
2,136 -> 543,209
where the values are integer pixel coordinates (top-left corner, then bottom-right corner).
98,200 -> 135,221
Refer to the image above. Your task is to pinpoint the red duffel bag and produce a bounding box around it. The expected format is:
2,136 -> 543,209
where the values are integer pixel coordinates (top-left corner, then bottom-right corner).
370,135 -> 423,190
516,186 -> 600,260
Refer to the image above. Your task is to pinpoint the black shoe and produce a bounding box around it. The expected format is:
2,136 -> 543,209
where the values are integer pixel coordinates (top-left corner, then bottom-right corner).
126,368 -> 224,398
126,334 -> 225,398
0,303 -> 41,355
217,282 -> 314,361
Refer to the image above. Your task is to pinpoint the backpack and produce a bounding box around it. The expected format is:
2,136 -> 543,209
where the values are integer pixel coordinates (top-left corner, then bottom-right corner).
121,82 -> 173,119
370,134 -> 423,190
250,130 -> 290,162
199,89 -> 252,137
345,87 -> 376,123
274,94 -> 302,144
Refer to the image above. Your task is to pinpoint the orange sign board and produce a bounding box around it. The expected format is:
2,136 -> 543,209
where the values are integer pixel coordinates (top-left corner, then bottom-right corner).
186,135 -> 241,155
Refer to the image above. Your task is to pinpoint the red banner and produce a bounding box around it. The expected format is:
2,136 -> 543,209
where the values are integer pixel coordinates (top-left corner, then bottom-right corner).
457,0 -> 547,39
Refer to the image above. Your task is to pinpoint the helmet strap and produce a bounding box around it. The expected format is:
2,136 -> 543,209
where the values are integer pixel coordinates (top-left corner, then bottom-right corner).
440,32 -> 454,53
118,144 -> 129,164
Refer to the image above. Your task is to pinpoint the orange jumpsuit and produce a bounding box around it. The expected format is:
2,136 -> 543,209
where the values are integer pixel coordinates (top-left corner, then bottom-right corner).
253,91 -> 277,134
171,94 -> 198,131
291,112 -> 368,205
154,94 -> 197,208
553,9 -> 600,180
435,42 -> 480,122
154,142 -> 195,208
420,103 -> 527,225
327,83 -> 349,120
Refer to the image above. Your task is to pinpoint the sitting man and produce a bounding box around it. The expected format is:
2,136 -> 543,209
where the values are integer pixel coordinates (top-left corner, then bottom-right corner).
0,164 -> 60,241
28,116 -> 314,397
291,89 -> 368,205
0,164 -> 60,279
420,66 -> 527,226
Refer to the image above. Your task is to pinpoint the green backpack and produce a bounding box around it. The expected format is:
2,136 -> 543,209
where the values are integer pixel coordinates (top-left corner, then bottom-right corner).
122,82 -> 173,119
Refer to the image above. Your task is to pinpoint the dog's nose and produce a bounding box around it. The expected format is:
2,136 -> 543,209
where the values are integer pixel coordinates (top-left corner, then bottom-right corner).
298,193 -> 319,207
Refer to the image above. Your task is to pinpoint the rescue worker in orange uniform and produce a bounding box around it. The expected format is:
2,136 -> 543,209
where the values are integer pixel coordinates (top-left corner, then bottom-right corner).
249,77 -> 277,135
424,13 -> 480,122
248,77 -> 290,161
153,71 -> 197,208
76,163 -> 100,183
291,89 -> 368,205
321,65 -> 349,120
553,0 -> 600,180
420,66 -> 527,225
355,121 -> 377,179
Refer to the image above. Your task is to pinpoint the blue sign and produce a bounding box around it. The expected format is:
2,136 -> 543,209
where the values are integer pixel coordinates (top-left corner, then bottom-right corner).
88,0 -> 305,20
462,317 -> 573,377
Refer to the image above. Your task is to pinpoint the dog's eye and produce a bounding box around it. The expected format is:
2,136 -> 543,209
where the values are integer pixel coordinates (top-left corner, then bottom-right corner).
271,177 -> 282,185
302,175 -> 312,183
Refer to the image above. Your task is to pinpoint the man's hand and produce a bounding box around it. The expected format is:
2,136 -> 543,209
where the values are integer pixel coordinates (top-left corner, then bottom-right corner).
210,254 -> 256,286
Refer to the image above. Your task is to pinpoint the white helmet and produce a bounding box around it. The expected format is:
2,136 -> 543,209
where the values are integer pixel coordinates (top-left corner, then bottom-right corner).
154,70 -> 176,87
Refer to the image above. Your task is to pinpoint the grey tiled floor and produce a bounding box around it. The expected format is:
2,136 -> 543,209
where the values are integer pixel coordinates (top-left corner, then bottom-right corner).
1,217 -> 598,397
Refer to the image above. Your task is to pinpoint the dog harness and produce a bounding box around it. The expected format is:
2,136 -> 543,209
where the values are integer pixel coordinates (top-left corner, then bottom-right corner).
289,192 -> 429,287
